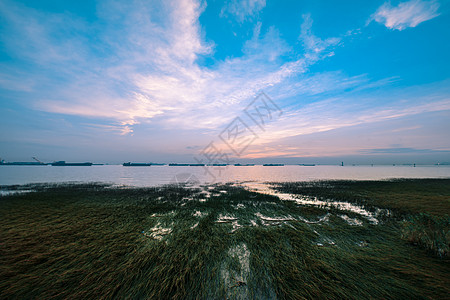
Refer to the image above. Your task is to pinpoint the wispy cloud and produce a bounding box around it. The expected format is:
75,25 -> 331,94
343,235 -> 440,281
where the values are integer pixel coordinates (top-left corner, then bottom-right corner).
300,14 -> 341,53
368,0 -> 440,30
82,123 -> 134,136
0,0 -> 343,135
220,0 -> 266,23
390,125 -> 422,132
246,82 -> 450,152
360,147 -> 449,154
241,103 -> 450,159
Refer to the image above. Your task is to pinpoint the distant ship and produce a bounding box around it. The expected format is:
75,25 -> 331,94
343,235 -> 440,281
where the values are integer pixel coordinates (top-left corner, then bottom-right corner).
0,160 -> 47,166
51,161 -> 93,166
123,162 -> 152,166
0,157 -> 47,166
299,164 -> 315,166
263,164 -> 284,166
169,163 -> 205,166
234,164 -> 255,166
123,162 -> 165,166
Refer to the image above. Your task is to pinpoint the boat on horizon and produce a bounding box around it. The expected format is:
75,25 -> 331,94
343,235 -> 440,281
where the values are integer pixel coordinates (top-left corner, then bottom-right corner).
51,161 -> 93,166
0,160 -> 47,166
123,162 -> 152,166
123,162 -> 165,166
0,157 -> 48,166
263,164 -> 284,166
168,163 -> 206,166
299,164 -> 316,166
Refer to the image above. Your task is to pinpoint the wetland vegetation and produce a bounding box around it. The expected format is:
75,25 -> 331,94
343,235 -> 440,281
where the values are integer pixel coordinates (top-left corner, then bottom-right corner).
0,179 -> 449,299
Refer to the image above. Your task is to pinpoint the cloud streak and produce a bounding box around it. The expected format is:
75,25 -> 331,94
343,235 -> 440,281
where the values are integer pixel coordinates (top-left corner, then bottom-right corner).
245,81 -> 450,153
360,147 -> 449,154
220,0 -> 266,23
0,0 -> 342,134
369,0 -> 440,30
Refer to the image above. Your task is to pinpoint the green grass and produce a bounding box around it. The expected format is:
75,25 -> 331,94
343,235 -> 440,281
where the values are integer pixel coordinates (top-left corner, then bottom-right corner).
0,180 -> 449,299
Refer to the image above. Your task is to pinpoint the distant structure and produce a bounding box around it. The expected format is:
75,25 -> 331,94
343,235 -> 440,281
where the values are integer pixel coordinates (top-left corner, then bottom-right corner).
0,157 -> 47,165
123,162 -> 152,166
341,162 -> 344,166
51,161 -> 92,166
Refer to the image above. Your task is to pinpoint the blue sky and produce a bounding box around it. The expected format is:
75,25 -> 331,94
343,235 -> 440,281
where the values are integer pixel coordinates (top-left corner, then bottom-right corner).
0,0 -> 449,164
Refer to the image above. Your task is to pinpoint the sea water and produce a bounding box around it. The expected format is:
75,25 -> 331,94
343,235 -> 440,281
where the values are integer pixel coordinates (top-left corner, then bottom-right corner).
1,164 -> 449,187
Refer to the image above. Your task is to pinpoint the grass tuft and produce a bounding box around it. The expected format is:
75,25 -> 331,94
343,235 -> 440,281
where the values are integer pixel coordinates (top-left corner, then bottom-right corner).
401,213 -> 450,258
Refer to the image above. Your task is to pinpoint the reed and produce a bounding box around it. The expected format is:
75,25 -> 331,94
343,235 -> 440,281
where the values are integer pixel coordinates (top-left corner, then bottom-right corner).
0,180 -> 448,299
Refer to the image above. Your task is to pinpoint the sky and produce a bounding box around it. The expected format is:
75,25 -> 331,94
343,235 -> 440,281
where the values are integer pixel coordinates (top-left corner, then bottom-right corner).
0,0 -> 449,164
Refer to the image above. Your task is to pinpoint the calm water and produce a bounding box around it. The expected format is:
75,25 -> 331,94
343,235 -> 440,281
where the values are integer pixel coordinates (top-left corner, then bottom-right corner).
1,165 -> 449,187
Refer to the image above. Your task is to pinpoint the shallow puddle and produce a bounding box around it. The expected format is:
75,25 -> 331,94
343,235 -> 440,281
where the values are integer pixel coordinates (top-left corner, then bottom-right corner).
242,182 -> 386,224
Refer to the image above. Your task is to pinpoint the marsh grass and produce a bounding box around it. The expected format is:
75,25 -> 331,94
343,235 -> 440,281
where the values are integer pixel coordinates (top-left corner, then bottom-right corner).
273,179 -> 450,216
0,180 -> 449,299
274,179 -> 450,258
401,213 -> 450,258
